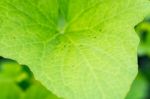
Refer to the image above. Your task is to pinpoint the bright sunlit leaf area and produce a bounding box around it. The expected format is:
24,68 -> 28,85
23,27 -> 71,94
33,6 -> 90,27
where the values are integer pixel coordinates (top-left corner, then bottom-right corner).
0,0 -> 150,99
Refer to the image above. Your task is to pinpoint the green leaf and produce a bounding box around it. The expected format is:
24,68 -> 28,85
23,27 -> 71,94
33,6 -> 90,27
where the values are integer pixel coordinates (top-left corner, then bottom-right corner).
0,0 -> 150,99
126,73 -> 148,99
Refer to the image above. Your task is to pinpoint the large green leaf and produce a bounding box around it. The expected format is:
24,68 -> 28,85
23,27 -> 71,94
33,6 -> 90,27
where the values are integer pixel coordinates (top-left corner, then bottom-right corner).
0,0 -> 150,99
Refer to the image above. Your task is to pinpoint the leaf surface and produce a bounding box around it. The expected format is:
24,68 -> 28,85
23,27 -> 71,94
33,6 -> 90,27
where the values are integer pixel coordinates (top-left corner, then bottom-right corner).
0,0 -> 150,99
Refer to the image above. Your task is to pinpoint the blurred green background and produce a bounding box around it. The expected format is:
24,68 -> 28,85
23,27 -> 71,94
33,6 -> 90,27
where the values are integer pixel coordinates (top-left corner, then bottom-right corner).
126,18 -> 150,99
0,58 -> 60,99
1,19 -> 150,99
